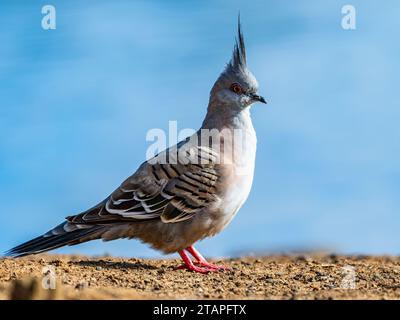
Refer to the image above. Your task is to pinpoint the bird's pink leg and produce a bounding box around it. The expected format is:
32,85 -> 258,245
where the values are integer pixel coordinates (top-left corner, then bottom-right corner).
175,250 -> 213,274
186,245 -> 230,271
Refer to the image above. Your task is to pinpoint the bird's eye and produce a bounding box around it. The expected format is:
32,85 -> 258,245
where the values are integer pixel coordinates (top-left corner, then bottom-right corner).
230,83 -> 243,94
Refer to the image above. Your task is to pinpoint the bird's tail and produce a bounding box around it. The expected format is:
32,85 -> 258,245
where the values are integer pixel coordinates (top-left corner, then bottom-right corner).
6,222 -> 105,258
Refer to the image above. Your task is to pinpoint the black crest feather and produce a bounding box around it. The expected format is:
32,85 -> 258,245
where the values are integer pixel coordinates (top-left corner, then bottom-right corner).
230,14 -> 247,69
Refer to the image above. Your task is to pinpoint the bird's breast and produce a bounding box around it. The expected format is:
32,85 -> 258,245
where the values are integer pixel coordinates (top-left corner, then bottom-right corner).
208,124 -> 257,235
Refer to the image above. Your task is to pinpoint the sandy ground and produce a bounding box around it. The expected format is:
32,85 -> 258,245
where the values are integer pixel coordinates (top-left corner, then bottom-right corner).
0,254 -> 400,300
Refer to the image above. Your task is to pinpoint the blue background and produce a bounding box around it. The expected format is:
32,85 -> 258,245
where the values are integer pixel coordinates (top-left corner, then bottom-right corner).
1,1 -> 399,258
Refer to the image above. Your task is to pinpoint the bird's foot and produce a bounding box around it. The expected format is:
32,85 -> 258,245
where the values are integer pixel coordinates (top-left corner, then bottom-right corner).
176,247 -> 231,274
185,245 -> 231,271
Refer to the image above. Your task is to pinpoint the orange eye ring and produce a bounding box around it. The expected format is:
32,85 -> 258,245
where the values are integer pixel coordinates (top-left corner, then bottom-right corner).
230,83 -> 243,94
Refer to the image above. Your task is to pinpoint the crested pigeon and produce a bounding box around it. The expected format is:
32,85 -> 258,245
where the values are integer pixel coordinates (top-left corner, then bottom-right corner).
7,17 -> 266,273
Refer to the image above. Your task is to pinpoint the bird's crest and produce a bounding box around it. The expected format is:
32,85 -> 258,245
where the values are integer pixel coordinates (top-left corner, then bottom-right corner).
229,15 -> 247,71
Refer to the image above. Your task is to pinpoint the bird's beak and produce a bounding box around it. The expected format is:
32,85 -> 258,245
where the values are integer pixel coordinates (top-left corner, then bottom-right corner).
249,93 -> 267,104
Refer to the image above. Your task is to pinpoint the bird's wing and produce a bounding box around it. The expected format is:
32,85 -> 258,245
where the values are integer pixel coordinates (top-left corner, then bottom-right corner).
67,145 -> 220,225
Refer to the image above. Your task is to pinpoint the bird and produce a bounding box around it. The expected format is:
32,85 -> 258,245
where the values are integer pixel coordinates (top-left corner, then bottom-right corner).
7,17 -> 266,273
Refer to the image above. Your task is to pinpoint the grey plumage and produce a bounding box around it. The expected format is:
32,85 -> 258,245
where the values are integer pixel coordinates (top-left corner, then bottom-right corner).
7,16 -> 266,263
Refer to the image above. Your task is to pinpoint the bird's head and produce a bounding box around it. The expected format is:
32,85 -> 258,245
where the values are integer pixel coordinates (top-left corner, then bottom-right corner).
210,17 -> 266,110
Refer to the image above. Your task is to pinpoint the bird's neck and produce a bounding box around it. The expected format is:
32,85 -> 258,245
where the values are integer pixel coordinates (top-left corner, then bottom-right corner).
202,103 -> 254,132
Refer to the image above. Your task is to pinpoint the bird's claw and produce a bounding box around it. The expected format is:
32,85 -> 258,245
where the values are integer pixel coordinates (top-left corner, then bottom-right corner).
176,247 -> 231,274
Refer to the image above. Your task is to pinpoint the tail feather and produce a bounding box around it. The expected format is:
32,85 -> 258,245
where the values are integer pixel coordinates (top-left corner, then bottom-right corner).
6,223 -> 105,257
